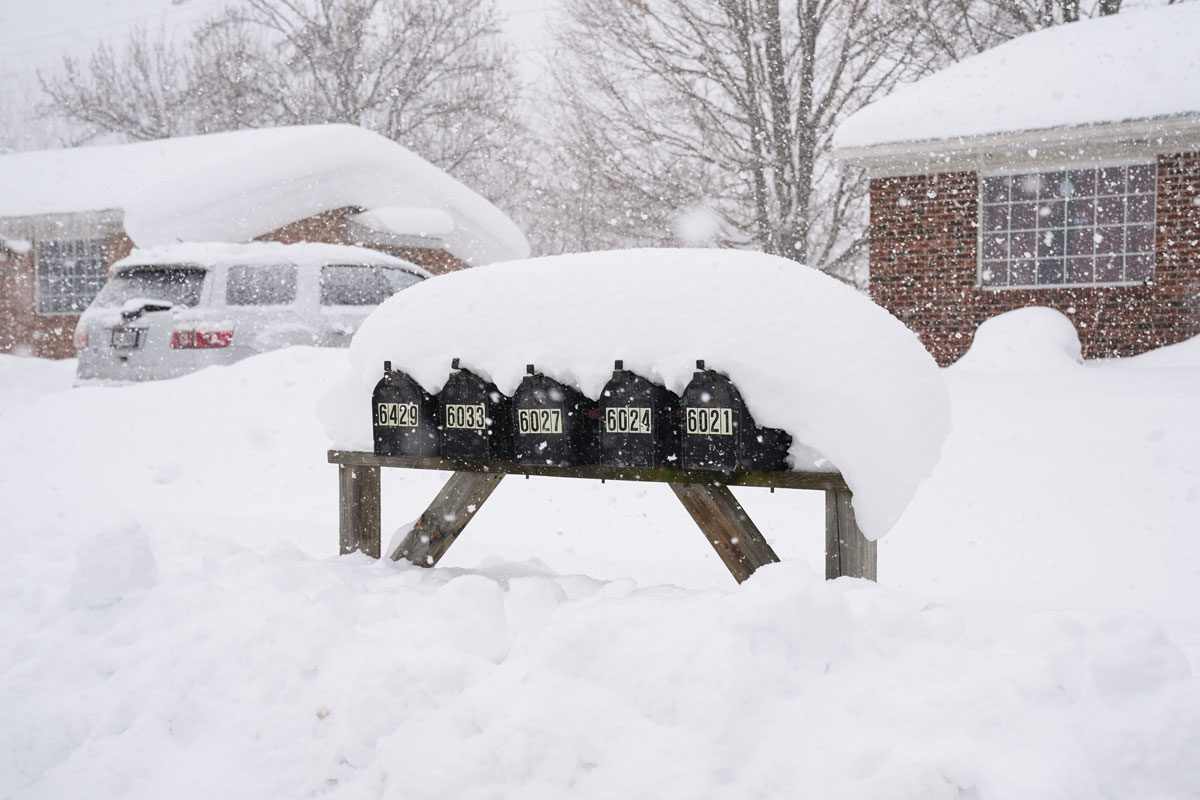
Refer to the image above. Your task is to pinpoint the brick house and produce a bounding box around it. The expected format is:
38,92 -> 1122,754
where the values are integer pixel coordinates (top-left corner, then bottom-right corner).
0,124 -> 528,359
834,5 -> 1200,365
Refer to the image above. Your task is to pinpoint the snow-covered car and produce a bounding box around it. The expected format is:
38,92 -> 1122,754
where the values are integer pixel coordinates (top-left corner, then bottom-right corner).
74,241 -> 430,383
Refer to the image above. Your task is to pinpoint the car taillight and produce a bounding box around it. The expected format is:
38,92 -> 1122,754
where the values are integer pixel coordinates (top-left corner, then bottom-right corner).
73,327 -> 88,351
172,330 -> 234,349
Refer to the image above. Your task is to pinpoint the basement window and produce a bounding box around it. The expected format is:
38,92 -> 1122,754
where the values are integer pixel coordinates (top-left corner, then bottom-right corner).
978,164 -> 1156,289
35,239 -> 109,314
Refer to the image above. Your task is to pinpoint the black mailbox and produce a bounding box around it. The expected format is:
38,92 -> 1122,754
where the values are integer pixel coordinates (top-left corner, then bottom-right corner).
372,361 -> 440,458
512,364 -> 599,466
680,360 -> 791,471
439,358 -> 513,461
598,360 -> 681,469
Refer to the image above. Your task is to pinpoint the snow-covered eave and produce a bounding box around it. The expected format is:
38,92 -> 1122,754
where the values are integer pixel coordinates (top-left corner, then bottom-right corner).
833,113 -> 1200,178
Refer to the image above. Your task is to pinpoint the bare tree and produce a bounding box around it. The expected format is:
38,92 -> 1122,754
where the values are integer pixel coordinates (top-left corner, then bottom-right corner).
39,0 -> 529,205
40,29 -> 200,144
540,1 -> 930,281
900,0 -> 1150,64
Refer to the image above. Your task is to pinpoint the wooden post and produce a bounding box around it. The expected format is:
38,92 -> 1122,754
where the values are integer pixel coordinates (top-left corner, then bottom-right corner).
338,464 -> 381,558
669,482 -> 780,583
390,471 -> 505,567
824,489 -> 876,581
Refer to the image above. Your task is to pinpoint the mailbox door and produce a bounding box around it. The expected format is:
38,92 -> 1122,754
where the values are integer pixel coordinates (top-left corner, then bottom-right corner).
514,375 -> 598,466
373,371 -> 439,457
440,370 -> 512,461
513,376 -> 573,466
680,372 -> 745,471
600,372 -> 678,469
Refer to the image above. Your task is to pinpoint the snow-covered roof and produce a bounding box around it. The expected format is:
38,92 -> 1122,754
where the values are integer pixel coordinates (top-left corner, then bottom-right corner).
324,248 -> 951,539
351,207 -> 456,239
835,5 -> 1200,158
113,241 -> 431,277
0,125 -> 529,265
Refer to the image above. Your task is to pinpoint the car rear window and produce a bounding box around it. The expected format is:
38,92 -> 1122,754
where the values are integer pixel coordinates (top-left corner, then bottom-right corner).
384,267 -> 424,293
226,264 -> 297,306
320,265 -> 396,306
95,267 -> 206,308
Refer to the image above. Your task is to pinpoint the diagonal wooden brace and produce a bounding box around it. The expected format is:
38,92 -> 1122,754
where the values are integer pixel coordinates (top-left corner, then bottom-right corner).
390,471 -> 506,566
669,482 -> 781,583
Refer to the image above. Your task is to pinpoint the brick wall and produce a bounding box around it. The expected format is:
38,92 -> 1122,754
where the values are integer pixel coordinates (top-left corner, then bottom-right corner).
0,232 -> 133,359
869,153 -> 1200,365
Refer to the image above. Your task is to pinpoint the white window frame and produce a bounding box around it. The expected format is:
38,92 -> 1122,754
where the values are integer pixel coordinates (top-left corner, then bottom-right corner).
34,238 -> 109,315
976,160 -> 1157,291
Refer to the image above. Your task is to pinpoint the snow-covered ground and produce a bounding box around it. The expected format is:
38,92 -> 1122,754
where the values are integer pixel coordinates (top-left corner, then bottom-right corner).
2,329 -> 1199,797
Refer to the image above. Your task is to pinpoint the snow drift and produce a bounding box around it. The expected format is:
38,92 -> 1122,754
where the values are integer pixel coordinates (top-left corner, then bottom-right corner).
954,307 -> 1083,371
323,249 -> 951,539
2,333 -> 1200,798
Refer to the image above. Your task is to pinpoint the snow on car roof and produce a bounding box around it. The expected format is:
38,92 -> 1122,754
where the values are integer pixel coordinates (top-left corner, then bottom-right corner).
113,241 -> 432,278
0,124 -> 528,265
834,4 -> 1200,152
322,248 -> 951,539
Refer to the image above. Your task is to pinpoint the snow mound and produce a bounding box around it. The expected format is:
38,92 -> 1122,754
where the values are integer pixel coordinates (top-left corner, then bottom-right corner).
954,308 -> 1082,371
835,3 -> 1200,149
68,517 -> 159,608
324,249 -> 951,539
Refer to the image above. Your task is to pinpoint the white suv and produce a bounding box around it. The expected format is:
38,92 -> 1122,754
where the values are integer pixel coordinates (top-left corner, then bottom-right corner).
74,241 -> 429,382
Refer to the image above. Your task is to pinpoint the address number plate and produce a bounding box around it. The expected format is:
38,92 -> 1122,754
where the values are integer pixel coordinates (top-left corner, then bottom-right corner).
604,406 -> 651,434
685,407 -> 733,436
377,402 -> 419,427
517,407 -> 562,435
444,403 -> 487,430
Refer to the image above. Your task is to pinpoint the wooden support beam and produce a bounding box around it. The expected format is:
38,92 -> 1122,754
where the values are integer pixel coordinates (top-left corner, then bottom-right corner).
338,464 -> 381,558
328,450 -> 848,492
824,489 -> 876,581
390,471 -> 505,567
669,482 -> 781,583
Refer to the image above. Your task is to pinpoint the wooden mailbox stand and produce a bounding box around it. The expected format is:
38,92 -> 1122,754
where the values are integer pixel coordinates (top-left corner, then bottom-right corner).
328,450 -> 877,584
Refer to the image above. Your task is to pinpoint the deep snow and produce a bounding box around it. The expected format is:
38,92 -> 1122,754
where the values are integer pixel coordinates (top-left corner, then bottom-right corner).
1,323 -> 1199,798
0,125 -> 529,265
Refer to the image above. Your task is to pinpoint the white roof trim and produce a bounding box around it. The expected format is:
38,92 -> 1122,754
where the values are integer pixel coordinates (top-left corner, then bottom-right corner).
834,115 -> 1200,178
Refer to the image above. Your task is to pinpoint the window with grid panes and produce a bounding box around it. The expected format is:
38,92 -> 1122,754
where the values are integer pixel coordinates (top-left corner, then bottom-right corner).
35,239 -> 109,314
979,164 -> 1156,288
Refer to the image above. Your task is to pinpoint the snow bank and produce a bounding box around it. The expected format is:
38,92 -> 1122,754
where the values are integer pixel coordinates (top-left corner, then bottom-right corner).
67,517 -> 159,608
834,4 -> 1200,149
953,308 -> 1083,371
4,551 -> 1199,799
3,338 -> 1200,797
114,241 -> 426,274
0,125 -> 528,265
324,249 -> 951,539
